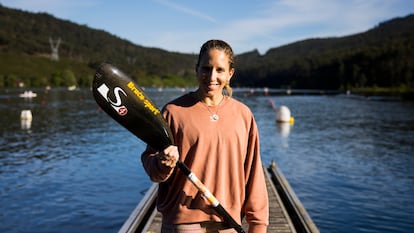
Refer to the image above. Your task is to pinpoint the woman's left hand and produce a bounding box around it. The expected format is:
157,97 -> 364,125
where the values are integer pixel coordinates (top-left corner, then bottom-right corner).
158,145 -> 179,168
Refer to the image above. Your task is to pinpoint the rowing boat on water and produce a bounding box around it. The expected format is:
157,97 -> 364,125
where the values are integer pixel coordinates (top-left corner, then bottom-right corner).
118,161 -> 319,233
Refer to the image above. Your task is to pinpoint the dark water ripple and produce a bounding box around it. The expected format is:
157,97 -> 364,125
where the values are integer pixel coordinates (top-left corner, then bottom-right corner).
1,89 -> 414,233
258,95 -> 414,233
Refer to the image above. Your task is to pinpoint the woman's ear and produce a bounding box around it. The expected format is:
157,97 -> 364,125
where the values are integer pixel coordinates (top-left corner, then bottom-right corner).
228,68 -> 235,80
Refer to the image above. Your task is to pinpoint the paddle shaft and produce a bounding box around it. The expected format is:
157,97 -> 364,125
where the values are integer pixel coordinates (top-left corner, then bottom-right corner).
176,161 -> 245,233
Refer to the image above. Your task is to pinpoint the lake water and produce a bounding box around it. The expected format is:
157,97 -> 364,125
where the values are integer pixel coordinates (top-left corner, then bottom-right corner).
1,88 -> 413,233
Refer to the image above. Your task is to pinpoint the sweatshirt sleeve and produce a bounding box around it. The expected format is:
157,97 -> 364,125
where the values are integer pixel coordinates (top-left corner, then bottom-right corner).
141,145 -> 175,183
243,116 -> 269,233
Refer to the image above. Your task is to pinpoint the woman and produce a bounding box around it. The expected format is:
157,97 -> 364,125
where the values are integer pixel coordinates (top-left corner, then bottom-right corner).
141,39 -> 268,233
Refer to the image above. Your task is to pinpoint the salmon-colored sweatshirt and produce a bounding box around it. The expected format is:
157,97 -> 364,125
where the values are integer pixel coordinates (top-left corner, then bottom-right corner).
141,93 -> 269,232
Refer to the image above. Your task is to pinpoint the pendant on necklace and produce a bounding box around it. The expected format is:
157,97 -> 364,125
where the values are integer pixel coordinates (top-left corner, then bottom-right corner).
210,114 -> 219,121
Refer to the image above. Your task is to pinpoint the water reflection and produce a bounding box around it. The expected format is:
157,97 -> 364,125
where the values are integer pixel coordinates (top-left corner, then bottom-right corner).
20,119 -> 32,130
1,89 -> 414,233
276,122 -> 293,148
276,122 -> 292,138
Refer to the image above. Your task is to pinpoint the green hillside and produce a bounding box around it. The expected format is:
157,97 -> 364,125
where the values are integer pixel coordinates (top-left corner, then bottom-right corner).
1,5 -> 413,98
0,5 -> 197,88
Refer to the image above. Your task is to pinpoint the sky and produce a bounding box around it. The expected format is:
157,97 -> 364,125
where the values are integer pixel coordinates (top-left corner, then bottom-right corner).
1,0 -> 413,55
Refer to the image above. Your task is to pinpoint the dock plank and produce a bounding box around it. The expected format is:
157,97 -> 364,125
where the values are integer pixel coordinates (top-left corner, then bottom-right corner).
143,165 -> 296,233
119,163 -> 319,233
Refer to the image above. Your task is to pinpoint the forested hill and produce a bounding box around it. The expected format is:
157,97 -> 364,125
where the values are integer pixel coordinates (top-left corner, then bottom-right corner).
0,5 -> 197,87
235,14 -> 414,92
1,4 -> 413,95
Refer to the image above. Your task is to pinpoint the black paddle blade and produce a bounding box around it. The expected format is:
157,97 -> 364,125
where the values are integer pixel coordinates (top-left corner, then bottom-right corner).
92,62 -> 174,150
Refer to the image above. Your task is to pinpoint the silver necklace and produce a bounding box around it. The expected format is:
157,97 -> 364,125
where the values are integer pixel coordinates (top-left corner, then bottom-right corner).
197,93 -> 224,122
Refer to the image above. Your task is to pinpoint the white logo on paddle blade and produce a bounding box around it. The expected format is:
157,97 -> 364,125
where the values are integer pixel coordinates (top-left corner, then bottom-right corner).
97,84 -> 128,116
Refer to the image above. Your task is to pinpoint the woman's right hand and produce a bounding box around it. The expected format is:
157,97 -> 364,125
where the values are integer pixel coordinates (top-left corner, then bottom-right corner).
158,145 -> 179,168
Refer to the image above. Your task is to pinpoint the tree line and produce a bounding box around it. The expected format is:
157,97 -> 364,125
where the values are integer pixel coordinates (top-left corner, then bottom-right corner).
0,5 -> 413,97
234,15 -> 414,95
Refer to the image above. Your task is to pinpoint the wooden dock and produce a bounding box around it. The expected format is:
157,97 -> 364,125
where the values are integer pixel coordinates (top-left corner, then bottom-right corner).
119,162 -> 319,233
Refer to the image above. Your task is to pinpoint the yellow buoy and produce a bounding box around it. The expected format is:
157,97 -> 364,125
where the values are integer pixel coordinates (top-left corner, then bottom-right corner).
289,116 -> 295,125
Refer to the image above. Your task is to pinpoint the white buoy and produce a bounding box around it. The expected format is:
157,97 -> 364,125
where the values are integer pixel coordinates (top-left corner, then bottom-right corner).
19,90 -> 37,98
21,110 -> 32,120
20,110 -> 33,130
276,105 -> 294,124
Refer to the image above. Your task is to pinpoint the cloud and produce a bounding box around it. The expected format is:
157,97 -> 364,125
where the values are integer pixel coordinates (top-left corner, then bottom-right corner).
2,0 -> 412,54
153,0 -> 217,23
204,0 -> 412,53
31,0 -> 409,54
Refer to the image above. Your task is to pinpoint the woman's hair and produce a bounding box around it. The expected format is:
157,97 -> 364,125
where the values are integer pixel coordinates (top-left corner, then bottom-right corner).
197,39 -> 234,97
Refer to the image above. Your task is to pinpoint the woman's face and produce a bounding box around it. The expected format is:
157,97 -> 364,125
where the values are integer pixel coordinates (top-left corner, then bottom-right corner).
196,49 -> 234,97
